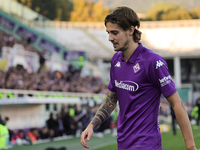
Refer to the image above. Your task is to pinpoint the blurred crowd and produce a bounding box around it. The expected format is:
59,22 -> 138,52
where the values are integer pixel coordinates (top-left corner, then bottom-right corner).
0,103 -> 118,147
0,30 -> 38,55
0,65 -> 108,94
0,30 -> 108,94
0,30 -> 18,50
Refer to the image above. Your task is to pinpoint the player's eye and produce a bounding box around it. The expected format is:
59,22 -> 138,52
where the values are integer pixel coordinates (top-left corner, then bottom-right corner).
113,32 -> 118,35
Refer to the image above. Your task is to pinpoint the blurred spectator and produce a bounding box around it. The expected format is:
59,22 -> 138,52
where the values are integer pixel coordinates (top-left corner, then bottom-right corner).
49,128 -> 55,140
75,104 -> 88,122
56,113 -> 65,137
62,109 -> 76,136
39,126 -> 49,140
11,129 -> 31,145
81,111 -> 92,131
191,106 -> 198,122
0,115 -> 9,149
195,95 -> 200,125
0,115 -> 5,125
26,128 -> 39,143
4,116 -> 14,143
46,113 -> 58,137
37,50 -> 46,73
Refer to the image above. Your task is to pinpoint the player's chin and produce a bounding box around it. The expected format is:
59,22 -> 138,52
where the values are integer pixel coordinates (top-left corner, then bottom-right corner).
114,48 -> 120,51
114,48 -> 122,52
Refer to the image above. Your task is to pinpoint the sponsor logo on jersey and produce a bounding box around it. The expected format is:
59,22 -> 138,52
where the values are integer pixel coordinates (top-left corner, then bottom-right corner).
159,75 -> 172,87
115,61 -> 121,67
156,60 -> 165,69
133,63 -> 140,73
115,80 -> 139,92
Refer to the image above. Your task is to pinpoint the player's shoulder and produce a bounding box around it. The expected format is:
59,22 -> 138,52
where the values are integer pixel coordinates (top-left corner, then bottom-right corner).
141,46 -> 166,66
112,51 -> 122,59
111,51 -> 122,63
141,47 -> 163,61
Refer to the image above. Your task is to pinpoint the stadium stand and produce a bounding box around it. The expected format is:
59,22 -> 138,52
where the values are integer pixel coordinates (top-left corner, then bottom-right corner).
46,28 -> 113,60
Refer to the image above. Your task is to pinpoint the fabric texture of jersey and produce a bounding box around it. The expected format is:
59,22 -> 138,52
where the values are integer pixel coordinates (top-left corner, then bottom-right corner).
108,43 -> 177,150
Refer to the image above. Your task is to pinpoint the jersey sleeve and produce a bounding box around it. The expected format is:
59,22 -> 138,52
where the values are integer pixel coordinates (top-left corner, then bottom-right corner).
148,55 -> 177,98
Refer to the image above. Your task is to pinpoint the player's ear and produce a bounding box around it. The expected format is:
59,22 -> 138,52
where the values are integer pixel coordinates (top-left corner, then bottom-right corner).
129,26 -> 135,36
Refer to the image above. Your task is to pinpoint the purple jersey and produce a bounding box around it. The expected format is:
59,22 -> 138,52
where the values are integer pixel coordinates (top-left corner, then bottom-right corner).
108,43 -> 177,150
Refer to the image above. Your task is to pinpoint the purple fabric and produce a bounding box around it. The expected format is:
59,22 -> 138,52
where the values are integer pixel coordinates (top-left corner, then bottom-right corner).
108,43 -> 176,150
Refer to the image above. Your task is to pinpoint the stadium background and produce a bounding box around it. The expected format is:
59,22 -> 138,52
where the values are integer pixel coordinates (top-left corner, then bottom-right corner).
0,0 -> 200,149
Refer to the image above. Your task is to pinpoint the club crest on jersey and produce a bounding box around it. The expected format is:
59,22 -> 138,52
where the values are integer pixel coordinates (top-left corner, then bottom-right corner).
133,63 -> 140,73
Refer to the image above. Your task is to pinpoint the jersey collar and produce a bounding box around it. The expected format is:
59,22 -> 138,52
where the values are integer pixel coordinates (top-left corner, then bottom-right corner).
118,43 -> 143,64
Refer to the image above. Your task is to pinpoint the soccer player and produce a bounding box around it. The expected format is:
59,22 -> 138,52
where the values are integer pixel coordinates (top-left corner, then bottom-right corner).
80,6 -> 196,150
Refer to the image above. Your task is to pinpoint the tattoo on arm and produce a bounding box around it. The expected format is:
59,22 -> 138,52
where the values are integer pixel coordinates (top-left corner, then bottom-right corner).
91,91 -> 118,129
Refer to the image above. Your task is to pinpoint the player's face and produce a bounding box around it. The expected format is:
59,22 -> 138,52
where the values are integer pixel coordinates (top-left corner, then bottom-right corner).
106,22 -> 130,52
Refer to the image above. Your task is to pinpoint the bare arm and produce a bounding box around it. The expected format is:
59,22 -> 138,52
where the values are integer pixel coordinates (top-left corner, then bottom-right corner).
91,90 -> 118,129
166,92 -> 196,150
80,90 -> 118,148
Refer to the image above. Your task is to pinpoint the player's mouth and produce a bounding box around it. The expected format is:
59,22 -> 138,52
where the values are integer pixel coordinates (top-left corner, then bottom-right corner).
112,42 -> 118,48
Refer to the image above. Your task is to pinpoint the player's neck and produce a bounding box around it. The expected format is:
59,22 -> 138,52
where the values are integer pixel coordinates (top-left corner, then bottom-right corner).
123,42 -> 139,62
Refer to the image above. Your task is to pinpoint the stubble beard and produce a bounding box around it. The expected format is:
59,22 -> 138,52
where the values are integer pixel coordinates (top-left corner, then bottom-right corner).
114,33 -> 130,52
115,39 -> 129,52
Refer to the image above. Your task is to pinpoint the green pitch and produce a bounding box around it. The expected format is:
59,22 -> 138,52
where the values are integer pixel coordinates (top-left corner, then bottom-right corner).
9,125 -> 200,150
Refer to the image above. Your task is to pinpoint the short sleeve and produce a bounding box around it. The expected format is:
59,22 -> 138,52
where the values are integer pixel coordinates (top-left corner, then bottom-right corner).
148,56 -> 177,98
